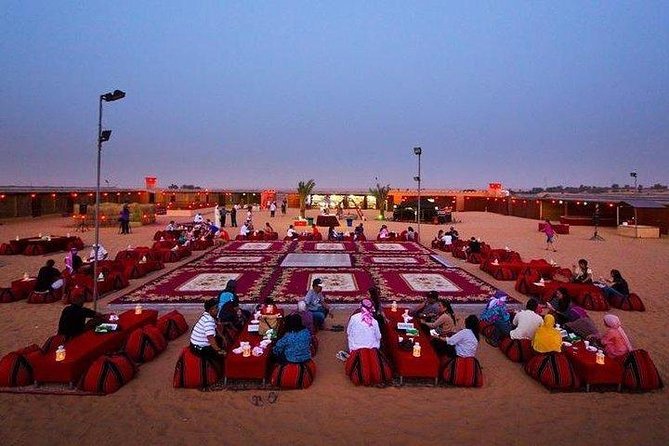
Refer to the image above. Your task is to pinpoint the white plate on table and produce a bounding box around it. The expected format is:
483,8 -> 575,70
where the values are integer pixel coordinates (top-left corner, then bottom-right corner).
586,346 -> 598,352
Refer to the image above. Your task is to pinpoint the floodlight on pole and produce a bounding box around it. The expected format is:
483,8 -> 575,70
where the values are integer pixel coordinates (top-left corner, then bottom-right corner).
93,89 -> 126,312
413,147 -> 422,238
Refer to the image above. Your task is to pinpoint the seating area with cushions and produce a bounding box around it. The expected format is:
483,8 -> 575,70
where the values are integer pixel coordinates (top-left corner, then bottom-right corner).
0,235 -> 85,256
0,309 -> 187,394
345,348 -> 393,386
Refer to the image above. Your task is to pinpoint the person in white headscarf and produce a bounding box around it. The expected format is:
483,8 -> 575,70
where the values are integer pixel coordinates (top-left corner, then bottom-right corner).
346,299 -> 382,352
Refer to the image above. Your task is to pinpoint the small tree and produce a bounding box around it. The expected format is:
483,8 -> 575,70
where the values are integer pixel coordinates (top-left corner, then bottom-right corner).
297,179 -> 316,218
369,183 -> 391,220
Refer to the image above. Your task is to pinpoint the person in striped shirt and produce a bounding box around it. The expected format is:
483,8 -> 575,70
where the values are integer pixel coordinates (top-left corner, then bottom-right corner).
190,298 -> 225,374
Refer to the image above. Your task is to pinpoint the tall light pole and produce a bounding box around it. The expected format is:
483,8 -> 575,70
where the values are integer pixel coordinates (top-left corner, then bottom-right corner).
93,89 -> 126,311
413,146 -> 422,238
630,171 -> 638,238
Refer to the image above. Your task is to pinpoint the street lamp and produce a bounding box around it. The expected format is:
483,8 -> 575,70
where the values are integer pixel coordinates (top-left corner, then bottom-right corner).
93,89 -> 126,311
630,171 -> 638,193
413,147 -> 422,238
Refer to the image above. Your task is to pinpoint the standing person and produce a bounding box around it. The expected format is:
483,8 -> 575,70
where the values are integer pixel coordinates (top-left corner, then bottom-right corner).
269,201 -> 277,218
304,278 -> 332,329
281,199 -> 287,215
542,220 -> 557,251
230,205 -> 237,227
219,206 -> 227,227
214,204 -> 221,228
119,204 -> 130,234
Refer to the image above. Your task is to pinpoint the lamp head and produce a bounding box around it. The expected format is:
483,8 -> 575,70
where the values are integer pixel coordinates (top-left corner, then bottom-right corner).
413,146 -> 422,155
101,90 -> 126,102
629,172 -> 637,178
413,176 -> 420,182
99,130 -> 112,142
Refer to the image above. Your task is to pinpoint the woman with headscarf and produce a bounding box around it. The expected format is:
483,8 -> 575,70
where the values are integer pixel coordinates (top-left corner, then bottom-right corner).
598,314 -> 633,357
346,298 -> 382,352
367,286 -> 388,326
480,291 -> 513,338
217,279 -> 250,322
425,299 -> 459,356
532,314 -> 563,353
65,248 -> 83,274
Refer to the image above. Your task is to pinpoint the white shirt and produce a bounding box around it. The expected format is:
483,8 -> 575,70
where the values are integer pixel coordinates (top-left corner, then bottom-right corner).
440,235 -> 452,245
270,203 -> 277,211
190,312 -> 216,347
193,214 -> 204,223
239,224 -> 250,236
347,313 -> 382,351
287,228 -> 298,237
510,310 -> 544,340
447,328 -> 478,357
88,245 -> 108,261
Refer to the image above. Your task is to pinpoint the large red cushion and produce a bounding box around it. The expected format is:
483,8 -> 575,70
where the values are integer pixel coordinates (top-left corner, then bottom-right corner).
441,356 -> 484,388
27,288 -> 62,304
157,310 -> 189,340
0,288 -> 19,303
270,360 -> 316,389
23,244 -> 45,256
344,348 -> 393,386
79,353 -> 136,394
173,347 -> 221,389
0,346 -> 39,387
124,325 -> 167,363
573,289 -> 609,311
524,352 -> 580,391
621,350 -> 663,392
609,293 -> 646,312
0,243 -> 15,255
515,268 -> 541,295
499,337 -> 535,363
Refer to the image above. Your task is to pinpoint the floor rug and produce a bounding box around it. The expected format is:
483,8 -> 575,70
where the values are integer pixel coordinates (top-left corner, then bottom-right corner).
110,265 -> 275,305
358,241 -> 431,255
370,267 -> 510,304
221,241 -> 294,253
353,253 -> 435,268
281,253 -> 352,268
293,241 -> 358,253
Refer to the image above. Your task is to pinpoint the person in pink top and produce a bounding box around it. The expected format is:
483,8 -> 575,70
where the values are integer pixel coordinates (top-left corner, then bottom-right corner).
598,314 -> 633,358
542,219 -> 557,252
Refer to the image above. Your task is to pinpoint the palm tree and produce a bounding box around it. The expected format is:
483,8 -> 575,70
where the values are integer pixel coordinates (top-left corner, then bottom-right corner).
297,179 -> 316,218
369,183 -> 391,220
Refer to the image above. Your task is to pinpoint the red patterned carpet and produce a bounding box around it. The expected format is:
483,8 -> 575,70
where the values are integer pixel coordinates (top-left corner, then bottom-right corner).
110,240 -> 510,307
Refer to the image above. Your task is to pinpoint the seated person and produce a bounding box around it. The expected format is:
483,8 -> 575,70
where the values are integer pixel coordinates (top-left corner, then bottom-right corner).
272,314 -> 312,364
35,259 -> 64,292
433,230 -> 445,245
366,286 -> 388,326
422,299 -> 458,338
410,290 -> 441,321
286,225 -> 299,239
346,299 -> 382,352
193,213 -> 204,223
206,220 -> 220,238
265,222 -> 275,234
405,226 -> 417,241
87,243 -> 108,262
437,315 -> 480,358
571,258 -> 593,284
58,293 -> 106,339
552,294 -> 598,339
165,220 -> 177,231
468,237 -> 482,254
218,301 -> 245,332
190,298 -> 226,374
596,314 -> 633,358
531,314 -> 562,353
510,299 -> 543,340
295,300 -> 315,334
479,292 -> 512,337
304,278 -> 331,329
378,225 -> 390,239
65,248 -> 83,274
177,231 -> 189,246
239,222 -> 251,238
217,279 -> 245,317
354,223 -> 364,239
311,224 -> 320,238
446,226 -> 459,241
598,269 -> 630,300
328,225 -> 343,241
440,233 -> 453,245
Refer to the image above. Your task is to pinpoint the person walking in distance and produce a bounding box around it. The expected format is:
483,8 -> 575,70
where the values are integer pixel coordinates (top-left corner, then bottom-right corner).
230,205 -> 237,227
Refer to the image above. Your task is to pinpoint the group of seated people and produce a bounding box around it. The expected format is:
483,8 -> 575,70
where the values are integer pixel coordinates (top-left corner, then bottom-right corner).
333,289 -> 481,362
239,220 -> 276,239
33,244 -> 111,293
286,224 -> 320,240
571,258 -> 631,301
479,289 -> 634,358
432,226 -> 459,246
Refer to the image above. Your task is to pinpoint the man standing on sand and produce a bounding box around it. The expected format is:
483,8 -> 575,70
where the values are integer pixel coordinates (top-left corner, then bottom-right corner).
281,199 -> 287,215
220,206 -> 227,227
230,205 -> 237,227
270,201 -> 277,218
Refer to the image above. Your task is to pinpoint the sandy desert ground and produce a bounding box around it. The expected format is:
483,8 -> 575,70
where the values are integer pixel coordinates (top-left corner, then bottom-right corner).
0,209 -> 667,446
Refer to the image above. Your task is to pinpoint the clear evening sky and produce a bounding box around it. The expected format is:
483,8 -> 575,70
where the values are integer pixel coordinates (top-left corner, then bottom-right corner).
1,1 -> 667,191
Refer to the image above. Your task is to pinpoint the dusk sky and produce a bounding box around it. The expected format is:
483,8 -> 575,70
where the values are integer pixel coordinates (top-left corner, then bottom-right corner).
1,1 -> 667,191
